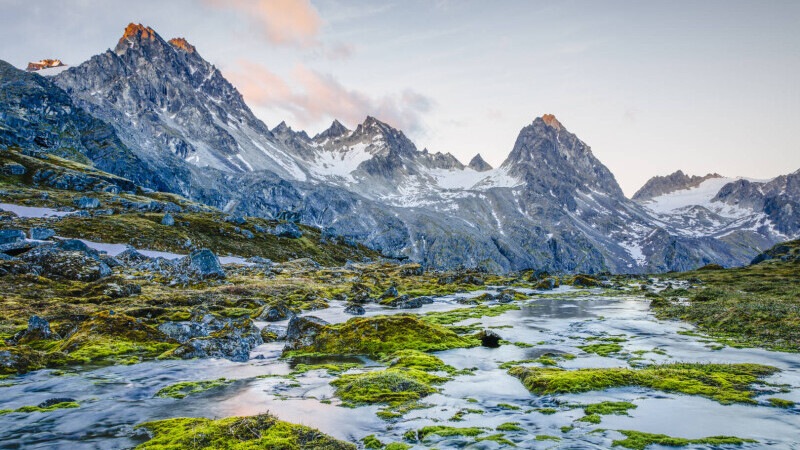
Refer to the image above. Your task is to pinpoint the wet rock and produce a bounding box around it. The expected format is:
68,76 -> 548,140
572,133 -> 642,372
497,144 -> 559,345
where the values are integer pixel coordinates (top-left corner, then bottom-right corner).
496,291 -> 516,303
161,213 -> 175,226
158,321 -> 209,344
571,275 -> 602,287
477,329 -> 501,348
176,249 -> 225,279
273,222 -> 302,238
343,303 -> 366,315
73,196 -> 100,209
20,246 -> 111,281
533,277 -> 559,290
255,301 -> 296,322
37,398 -> 76,408
11,315 -> 60,344
379,286 -> 399,299
0,229 -> 25,245
285,316 -> 329,349
28,227 -> 56,240
169,318 -> 263,362
383,295 -> 433,309
2,163 -> 26,176
260,325 -> 287,342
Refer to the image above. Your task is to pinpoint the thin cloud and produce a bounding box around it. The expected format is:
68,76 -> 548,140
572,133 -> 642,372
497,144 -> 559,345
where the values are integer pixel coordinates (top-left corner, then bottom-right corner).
227,60 -> 434,135
207,0 -> 321,48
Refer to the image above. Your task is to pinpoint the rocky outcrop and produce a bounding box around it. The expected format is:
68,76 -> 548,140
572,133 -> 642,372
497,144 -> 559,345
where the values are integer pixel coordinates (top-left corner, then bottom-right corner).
20,245 -> 111,281
468,153 -> 492,172
169,318 -> 263,362
632,171 -> 722,202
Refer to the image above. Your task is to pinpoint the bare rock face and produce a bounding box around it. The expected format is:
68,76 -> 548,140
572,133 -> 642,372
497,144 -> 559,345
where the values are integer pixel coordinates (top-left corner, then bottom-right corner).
468,153 -> 492,172
632,170 -> 722,202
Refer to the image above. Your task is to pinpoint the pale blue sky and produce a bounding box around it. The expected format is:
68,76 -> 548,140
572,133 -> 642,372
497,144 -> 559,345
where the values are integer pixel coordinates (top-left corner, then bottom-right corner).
1,0 -> 798,195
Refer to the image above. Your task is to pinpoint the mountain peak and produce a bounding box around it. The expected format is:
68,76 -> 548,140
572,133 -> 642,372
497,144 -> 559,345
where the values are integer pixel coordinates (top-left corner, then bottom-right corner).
468,153 -> 492,172
168,37 -> 196,53
315,119 -> 349,140
116,23 -> 161,54
632,171 -> 724,202
26,59 -> 65,72
539,114 -> 563,130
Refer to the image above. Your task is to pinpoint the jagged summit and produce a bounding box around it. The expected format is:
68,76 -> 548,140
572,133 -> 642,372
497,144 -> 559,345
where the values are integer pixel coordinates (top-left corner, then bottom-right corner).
468,153 -> 492,172
168,37 -> 196,53
540,113 -> 563,130
632,171 -> 723,202
26,59 -> 65,72
315,119 -> 349,140
116,23 -> 160,54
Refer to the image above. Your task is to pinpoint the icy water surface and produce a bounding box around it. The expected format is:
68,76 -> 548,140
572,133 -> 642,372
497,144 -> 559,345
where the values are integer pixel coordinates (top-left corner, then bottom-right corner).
1,286 -> 799,449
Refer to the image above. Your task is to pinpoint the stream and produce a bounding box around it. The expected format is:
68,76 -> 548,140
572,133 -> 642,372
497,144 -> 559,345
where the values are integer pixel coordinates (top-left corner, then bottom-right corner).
1,285 -> 798,449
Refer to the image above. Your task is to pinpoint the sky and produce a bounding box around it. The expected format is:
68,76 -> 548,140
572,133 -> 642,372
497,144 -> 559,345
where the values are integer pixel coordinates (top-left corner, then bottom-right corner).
1,0 -> 798,196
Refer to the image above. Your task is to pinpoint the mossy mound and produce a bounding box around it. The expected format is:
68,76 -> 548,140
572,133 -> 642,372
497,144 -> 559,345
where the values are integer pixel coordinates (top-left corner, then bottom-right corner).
0,345 -> 49,374
570,275 -> 602,287
134,413 -> 355,449
0,401 -> 79,415
612,430 -> 756,449
509,363 -> 778,405
282,315 -> 474,357
57,310 -> 177,364
154,378 -> 233,399
330,368 -> 447,407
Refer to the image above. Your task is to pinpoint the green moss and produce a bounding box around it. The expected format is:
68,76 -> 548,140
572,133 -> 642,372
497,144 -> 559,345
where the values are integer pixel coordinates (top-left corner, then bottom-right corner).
450,408 -> 483,421
537,408 -> 557,415
383,444 -> 411,450
283,315 -> 475,358
612,430 -> 757,449
290,363 -> 362,376
509,363 -> 778,405
422,304 -> 520,326
154,378 -> 233,399
476,433 -> 515,446
330,368 -> 447,407
535,435 -> 561,441
381,349 -> 454,373
496,422 -> 524,431
578,343 -> 623,357
361,435 -> 383,449
584,401 -> 637,416
577,413 -> 602,424
496,403 -> 520,410
134,413 -> 355,449
409,426 -> 486,441
0,401 -> 79,415
561,426 -> 574,433
767,398 -> 795,408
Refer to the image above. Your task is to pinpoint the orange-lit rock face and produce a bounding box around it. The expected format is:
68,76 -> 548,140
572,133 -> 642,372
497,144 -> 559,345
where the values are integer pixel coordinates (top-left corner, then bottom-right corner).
541,114 -> 563,130
169,38 -> 196,53
119,23 -> 156,45
25,59 -> 64,71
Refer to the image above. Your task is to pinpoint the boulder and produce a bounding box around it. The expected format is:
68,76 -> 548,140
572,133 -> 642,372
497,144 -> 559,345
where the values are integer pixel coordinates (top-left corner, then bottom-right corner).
169,318 -> 263,362
343,303 -> 366,315
2,163 -> 26,176
477,329 -> 501,348
28,227 -> 56,240
571,275 -> 602,288
20,246 -> 111,281
0,229 -> 25,245
382,295 -> 433,309
37,398 -> 76,408
158,321 -> 210,344
176,249 -> 225,279
73,197 -> 100,209
260,325 -> 287,342
254,301 -> 296,322
224,216 -> 246,225
161,213 -> 175,226
379,286 -> 399,299
241,230 -> 254,239
273,222 -> 302,238
533,277 -> 559,290
11,315 -> 60,344
285,316 -> 329,349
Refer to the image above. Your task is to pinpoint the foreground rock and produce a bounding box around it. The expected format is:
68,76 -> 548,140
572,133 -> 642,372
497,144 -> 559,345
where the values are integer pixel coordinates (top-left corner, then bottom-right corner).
175,249 -> 225,279
10,316 -> 60,344
477,329 -> 501,348
20,245 -> 111,281
167,318 -> 263,362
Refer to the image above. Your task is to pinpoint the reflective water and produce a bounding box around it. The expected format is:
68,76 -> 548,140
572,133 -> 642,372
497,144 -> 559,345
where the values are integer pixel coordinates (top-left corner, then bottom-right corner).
1,287 -> 798,449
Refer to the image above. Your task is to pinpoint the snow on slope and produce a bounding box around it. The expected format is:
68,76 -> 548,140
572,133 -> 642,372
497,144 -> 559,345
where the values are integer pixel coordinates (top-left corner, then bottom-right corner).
641,177 -> 751,218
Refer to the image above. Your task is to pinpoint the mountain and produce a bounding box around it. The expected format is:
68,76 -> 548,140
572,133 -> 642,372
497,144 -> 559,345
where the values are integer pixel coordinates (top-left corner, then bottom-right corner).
5,23 -> 799,273
632,170 -> 722,202
54,23 -> 306,180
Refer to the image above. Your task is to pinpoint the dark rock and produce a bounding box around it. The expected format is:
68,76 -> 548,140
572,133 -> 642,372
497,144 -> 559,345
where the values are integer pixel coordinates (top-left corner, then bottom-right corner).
2,163 -> 26,176
477,329 -> 501,348
571,275 -> 602,287
260,325 -> 287,342
533,277 -> 559,290
37,398 -> 76,408
343,303 -> 365,315
285,315 -> 329,349
379,286 -> 399,299
29,227 -> 56,240
255,301 -> 296,322
224,216 -> 246,225
273,222 -> 302,238
73,197 -> 100,209
161,213 -> 175,226
0,229 -> 25,245
20,246 -> 111,281
170,318 -> 263,362
383,295 -> 433,309
158,321 -> 209,344
176,249 -> 225,279
11,315 -> 60,344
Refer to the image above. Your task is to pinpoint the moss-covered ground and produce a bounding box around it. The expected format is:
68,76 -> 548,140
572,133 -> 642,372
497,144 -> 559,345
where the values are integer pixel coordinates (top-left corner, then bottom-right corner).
611,430 -> 756,449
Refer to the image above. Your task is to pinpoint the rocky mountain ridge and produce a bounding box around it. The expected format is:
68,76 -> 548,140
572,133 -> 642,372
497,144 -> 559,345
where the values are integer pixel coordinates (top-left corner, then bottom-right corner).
2,23 -> 799,273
